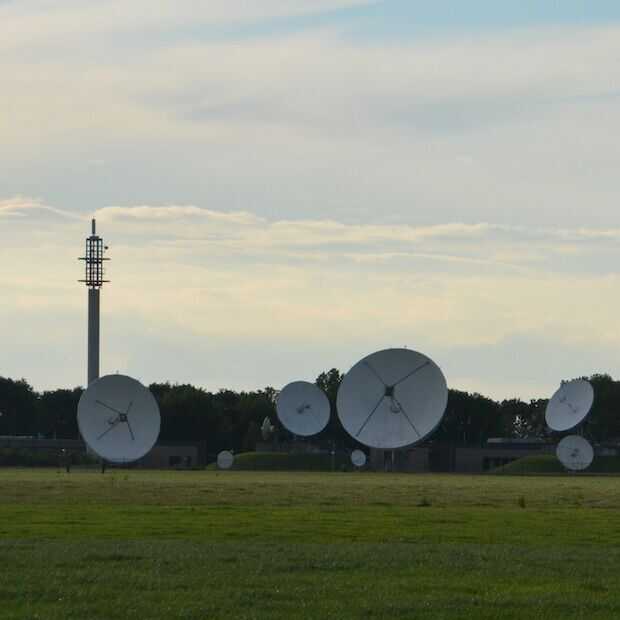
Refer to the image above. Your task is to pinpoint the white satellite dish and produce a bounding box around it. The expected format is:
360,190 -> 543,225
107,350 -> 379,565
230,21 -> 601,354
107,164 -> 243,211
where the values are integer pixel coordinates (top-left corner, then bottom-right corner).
77,374 -> 160,464
261,416 -> 275,441
276,381 -> 330,437
556,435 -> 594,471
545,379 -> 594,432
337,348 -> 448,449
217,450 -> 234,470
351,449 -> 367,468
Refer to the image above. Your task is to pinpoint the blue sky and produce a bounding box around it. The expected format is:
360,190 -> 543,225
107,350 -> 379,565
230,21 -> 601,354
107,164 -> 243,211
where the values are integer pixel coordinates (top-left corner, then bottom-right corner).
182,1 -> 620,42
1,1 -> 620,400
345,1 -> 620,35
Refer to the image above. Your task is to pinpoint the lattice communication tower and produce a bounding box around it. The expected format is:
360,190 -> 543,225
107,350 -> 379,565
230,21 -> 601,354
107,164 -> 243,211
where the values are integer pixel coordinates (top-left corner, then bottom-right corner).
79,219 -> 110,384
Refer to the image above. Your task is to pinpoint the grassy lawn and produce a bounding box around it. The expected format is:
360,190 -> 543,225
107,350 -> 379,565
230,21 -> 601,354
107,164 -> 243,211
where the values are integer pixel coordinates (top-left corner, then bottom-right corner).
1,469 -> 619,619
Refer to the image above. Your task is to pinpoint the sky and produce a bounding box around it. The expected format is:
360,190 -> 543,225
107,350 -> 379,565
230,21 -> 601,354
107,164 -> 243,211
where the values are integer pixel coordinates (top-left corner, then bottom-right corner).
2,1 -> 620,401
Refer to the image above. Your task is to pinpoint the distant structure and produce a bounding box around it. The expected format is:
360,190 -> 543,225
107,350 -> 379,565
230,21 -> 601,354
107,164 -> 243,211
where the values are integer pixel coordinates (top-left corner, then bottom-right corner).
79,219 -> 109,385
261,416 -> 275,441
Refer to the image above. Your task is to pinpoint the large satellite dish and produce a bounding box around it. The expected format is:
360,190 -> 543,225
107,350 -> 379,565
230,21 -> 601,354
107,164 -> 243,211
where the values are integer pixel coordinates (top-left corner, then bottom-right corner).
276,381 -> 330,437
351,449 -> 367,468
217,450 -> 234,470
545,379 -> 594,432
337,348 -> 448,449
556,435 -> 594,471
77,374 -> 160,464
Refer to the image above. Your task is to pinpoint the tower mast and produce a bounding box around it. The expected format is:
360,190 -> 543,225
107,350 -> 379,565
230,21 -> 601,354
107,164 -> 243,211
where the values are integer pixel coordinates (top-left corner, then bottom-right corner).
79,219 -> 110,385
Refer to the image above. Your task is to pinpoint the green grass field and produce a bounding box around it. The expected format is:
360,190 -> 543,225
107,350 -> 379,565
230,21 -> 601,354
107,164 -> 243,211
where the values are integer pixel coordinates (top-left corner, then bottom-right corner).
494,454 -> 620,475
2,468 -> 620,619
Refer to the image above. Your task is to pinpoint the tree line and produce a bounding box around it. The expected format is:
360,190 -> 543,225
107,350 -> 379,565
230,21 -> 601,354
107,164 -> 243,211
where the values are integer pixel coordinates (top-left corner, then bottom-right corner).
1,371 -> 619,454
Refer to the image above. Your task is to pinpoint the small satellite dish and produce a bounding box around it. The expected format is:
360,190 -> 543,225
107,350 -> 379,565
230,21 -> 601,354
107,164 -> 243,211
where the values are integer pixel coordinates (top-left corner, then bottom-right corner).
217,450 -> 234,470
556,435 -> 594,471
351,449 -> 367,468
77,374 -> 160,464
261,416 -> 275,441
545,379 -> 594,432
337,348 -> 448,449
276,381 -> 330,437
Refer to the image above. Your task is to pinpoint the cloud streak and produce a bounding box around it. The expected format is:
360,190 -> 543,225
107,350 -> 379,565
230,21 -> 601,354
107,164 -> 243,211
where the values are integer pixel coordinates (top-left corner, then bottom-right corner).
3,18 -> 620,231
0,197 -> 80,220
88,204 -> 620,264
0,1 -> 375,51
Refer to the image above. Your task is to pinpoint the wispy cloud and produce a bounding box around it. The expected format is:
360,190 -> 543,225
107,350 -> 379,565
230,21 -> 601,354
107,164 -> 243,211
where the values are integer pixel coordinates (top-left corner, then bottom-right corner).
95,205 -> 263,226
87,204 -> 620,265
3,19 -> 620,230
0,196 -> 81,220
0,1 -> 374,51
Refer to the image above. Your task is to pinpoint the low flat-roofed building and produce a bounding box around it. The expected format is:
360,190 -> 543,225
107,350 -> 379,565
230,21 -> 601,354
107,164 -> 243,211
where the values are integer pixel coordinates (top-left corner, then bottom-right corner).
0,436 -> 203,468
370,439 -> 555,473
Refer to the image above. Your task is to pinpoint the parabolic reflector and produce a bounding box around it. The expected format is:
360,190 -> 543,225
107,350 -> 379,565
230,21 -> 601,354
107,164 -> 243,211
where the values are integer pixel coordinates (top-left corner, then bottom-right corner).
337,348 -> 448,449
217,450 -> 234,470
351,449 -> 367,468
77,374 -> 160,464
545,379 -> 594,432
276,381 -> 330,437
556,435 -> 594,471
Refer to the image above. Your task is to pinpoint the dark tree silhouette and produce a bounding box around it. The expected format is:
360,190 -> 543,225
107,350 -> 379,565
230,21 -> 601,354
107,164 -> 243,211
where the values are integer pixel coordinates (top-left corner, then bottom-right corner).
2,371 -> 619,451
